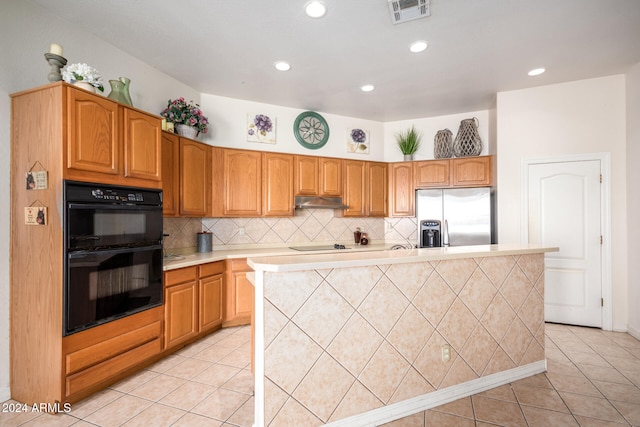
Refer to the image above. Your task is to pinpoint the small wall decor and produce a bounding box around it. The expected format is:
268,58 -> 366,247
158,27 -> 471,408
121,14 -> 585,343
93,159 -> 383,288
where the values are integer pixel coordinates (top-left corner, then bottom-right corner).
24,205 -> 47,226
293,111 -> 330,149
247,113 -> 276,144
347,128 -> 369,154
26,161 -> 48,190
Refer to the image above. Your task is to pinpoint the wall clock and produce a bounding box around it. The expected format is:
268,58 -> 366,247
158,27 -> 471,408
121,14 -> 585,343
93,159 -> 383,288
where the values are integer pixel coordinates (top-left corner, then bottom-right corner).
293,111 -> 330,149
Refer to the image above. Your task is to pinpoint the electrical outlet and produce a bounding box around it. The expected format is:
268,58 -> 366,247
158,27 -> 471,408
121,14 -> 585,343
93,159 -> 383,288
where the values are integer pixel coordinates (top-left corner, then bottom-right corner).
238,227 -> 245,236
441,344 -> 451,362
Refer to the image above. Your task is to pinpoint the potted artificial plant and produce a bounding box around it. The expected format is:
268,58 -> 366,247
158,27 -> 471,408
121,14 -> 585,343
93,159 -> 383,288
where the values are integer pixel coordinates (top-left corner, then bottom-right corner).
396,125 -> 422,161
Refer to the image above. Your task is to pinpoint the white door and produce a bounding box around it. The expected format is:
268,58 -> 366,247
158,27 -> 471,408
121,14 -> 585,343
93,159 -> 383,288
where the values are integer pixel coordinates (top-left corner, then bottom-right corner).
528,160 -> 602,327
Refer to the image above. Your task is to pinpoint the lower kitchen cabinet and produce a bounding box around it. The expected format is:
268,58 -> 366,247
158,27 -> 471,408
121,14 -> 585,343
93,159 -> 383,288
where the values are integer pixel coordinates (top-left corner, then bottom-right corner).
224,258 -> 254,327
164,262 -> 224,351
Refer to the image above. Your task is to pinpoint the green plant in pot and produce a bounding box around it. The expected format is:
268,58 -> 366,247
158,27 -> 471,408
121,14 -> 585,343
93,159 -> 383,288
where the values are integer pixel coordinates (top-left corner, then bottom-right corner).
396,125 -> 422,161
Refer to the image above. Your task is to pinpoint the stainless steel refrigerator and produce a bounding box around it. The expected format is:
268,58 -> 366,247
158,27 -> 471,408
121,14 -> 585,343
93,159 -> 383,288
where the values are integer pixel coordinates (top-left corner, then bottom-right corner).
416,188 -> 494,247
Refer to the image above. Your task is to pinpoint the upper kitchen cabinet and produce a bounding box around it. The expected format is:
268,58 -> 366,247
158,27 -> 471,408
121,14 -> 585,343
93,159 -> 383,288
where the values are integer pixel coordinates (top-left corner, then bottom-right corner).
212,148 -> 262,217
65,85 -> 162,188
342,160 -> 367,217
263,153 -> 294,217
161,132 -> 180,216
413,156 -> 493,189
294,155 -> 342,197
367,162 -> 388,217
342,160 -> 386,217
179,137 -> 212,217
451,155 -> 493,187
389,162 -> 415,217
414,160 -> 450,188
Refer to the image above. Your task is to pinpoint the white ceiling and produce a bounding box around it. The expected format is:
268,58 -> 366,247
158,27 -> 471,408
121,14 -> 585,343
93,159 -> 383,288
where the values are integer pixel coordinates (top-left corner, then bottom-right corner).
33,0 -> 640,122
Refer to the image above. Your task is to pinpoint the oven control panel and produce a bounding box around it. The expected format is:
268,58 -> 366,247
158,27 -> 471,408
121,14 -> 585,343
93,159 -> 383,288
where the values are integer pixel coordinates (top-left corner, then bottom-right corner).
91,189 -> 144,202
65,181 -> 162,207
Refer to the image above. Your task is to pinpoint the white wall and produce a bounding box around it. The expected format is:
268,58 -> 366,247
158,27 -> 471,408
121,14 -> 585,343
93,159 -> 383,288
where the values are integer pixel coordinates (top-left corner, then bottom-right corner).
626,63 -> 640,339
496,75 -> 628,331
0,1 -> 202,403
200,94 -> 385,161
383,110 -> 491,162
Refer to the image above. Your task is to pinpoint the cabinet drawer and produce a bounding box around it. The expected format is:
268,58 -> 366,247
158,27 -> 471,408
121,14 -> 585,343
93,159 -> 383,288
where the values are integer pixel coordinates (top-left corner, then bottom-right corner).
228,258 -> 250,272
65,321 -> 161,375
199,261 -> 224,278
165,266 -> 197,286
65,338 -> 162,398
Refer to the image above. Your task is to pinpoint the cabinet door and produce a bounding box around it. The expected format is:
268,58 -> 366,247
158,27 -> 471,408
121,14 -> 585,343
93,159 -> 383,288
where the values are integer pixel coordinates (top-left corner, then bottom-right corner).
367,162 -> 388,217
233,272 -> 254,320
199,274 -> 223,333
179,138 -> 211,216
414,160 -> 450,188
294,155 -> 319,195
389,162 -> 415,217
66,87 -> 119,177
223,149 -> 262,217
164,281 -> 198,349
342,160 -> 367,217
123,108 -> 162,182
451,156 -> 493,187
161,132 -> 179,216
319,157 -> 342,196
223,259 -> 253,327
263,153 -> 294,217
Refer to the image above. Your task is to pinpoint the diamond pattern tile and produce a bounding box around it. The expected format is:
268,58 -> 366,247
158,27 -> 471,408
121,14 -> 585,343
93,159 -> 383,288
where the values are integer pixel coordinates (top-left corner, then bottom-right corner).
478,255 -> 516,288
387,304 -> 434,363
325,265 -> 383,307
435,258 -> 478,294
326,313 -> 384,377
359,341 -> 412,403
358,277 -> 410,336
385,262 -> 433,300
412,271 -> 457,327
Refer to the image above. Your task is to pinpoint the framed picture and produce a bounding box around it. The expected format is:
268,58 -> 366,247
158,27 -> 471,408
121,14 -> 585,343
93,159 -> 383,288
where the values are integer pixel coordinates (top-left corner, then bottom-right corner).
247,113 -> 276,144
347,128 -> 369,154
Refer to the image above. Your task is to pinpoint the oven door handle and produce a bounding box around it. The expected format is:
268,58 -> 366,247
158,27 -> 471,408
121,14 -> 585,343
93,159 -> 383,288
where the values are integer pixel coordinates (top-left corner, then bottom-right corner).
67,202 -> 162,211
68,244 -> 162,259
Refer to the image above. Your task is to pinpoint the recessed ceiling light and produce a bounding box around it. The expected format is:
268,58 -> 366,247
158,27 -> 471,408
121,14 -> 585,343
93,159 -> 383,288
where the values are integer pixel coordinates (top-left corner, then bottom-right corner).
305,1 -> 327,18
528,68 -> 546,76
361,84 -> 375,92
274,61 -> 291,71
409,41 -> 428,53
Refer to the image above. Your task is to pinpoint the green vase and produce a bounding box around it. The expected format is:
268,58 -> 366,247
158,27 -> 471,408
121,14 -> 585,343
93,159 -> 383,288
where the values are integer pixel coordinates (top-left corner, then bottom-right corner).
107,79 -> 131,106
119,77 -> 133,107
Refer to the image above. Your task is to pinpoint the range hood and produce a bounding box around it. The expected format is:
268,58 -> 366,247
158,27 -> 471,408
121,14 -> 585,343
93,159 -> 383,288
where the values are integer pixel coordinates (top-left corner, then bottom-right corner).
294,196 -> 349,209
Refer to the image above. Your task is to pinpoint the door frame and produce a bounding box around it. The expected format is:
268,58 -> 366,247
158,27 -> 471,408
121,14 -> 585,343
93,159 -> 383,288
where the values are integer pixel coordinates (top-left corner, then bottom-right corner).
521,152 -> 612,331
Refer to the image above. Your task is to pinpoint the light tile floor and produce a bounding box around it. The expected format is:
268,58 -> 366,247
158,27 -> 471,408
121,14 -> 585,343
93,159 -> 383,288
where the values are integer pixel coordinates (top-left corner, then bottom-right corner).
2,323 -> 640,426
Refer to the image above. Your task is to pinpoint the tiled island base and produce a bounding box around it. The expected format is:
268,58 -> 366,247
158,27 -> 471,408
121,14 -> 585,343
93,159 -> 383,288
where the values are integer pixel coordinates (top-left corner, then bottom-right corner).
249,246 -> 553,426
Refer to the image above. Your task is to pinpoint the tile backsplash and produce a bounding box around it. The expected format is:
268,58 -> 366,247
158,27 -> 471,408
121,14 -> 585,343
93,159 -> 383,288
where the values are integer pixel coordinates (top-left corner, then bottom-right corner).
163,210 -> 419,251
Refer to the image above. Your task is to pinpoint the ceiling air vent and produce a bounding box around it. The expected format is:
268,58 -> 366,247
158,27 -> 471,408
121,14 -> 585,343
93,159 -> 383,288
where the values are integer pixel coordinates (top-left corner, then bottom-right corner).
388,0 -> 430,25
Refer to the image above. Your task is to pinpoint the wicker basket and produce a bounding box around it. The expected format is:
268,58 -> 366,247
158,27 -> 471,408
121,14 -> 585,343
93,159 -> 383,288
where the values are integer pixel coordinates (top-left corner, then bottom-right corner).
434,129 -> 453,159
453,118 -> 482,157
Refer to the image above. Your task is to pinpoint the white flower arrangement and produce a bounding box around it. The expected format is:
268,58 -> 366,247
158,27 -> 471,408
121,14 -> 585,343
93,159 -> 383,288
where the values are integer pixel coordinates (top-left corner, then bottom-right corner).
61,63 -> 104,92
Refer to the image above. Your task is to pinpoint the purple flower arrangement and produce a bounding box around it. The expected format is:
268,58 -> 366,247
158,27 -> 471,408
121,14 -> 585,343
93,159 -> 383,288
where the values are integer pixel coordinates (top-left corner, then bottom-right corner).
161,98 -> 209,134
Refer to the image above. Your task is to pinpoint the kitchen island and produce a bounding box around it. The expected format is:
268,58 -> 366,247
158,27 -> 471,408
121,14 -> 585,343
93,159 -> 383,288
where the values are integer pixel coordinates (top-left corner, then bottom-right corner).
247,244 -> 558,427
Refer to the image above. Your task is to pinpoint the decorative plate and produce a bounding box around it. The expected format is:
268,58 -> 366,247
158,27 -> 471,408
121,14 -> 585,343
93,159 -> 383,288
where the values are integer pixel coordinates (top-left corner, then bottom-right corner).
293,111 -> 330,149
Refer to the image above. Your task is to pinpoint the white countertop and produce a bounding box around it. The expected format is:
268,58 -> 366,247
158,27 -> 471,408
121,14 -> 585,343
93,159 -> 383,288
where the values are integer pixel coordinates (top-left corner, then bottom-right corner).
162,242 -> 398,271
246,243 -> 559,272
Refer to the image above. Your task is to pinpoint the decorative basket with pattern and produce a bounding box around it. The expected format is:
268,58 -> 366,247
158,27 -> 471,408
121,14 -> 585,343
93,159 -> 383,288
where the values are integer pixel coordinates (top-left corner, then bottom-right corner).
434,128 -> 453,159
453,118 -> 482,157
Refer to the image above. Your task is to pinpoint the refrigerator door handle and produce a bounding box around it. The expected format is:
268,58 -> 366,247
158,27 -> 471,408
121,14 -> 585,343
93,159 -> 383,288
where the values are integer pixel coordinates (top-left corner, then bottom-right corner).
443,219 -> 450,246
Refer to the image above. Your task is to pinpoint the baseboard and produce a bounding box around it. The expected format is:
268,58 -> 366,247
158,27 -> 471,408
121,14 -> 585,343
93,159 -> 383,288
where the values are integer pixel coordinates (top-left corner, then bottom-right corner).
628,325 -> 640,341
326,360 -> 546,427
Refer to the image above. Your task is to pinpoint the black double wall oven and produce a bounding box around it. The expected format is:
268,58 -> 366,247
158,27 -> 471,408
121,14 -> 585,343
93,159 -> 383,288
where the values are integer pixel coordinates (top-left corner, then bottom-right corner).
64,181 -> 163,336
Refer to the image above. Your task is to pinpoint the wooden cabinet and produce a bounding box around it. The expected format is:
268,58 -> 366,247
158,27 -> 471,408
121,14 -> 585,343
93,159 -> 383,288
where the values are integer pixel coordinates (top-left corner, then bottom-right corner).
65,85 -> 162,188
263,153 -> 294,216
342,160 -> 367,217
367,162 -> 388,217
389,162 -> 415,217
161,132 -> 179,216
179,138 -> 212,216
319,157 -> 342,196
414,160 -> 451,188
224,259 -> 254,327
451,156 -> 493,187
213,148 -> 294,217
294,155 -> 342,197
164,267 -> 199,349
164,262 -> 224,351
294,155 -> 319,195
199,262 -> 224,333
